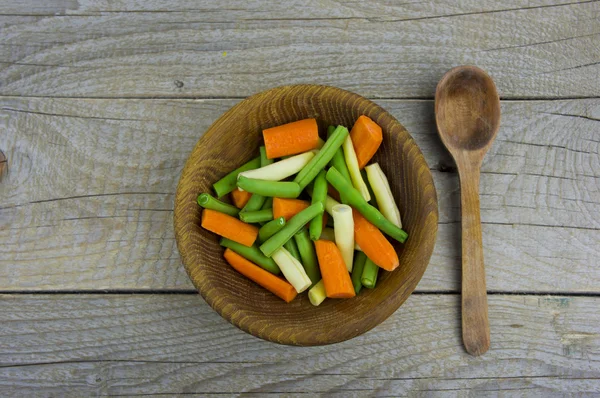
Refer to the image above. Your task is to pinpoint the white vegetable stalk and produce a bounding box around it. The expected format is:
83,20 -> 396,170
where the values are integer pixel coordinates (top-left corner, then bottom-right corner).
308,280 -> 327,306
271,247 -> 312,293
365,163 -> 402,228
332,204 -> 354,272
342,136 -> 371,201
320,226 -> 362,251
324,195 -> 340,217
238,151 -> 315,182
319,227 -> 335,242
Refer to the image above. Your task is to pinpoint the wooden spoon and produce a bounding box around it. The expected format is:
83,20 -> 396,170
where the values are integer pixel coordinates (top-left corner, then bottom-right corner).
435,66 -> 501,356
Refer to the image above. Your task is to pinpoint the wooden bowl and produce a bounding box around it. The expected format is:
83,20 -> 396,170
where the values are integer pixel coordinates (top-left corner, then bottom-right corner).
174,85 -> 438,346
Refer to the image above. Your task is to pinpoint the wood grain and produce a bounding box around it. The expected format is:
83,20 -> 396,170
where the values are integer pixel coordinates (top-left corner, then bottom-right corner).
3,0 -> 599,15
1,97 -> 598,292
173,85 -> 438,345
0,293 -> 597,396
0,1 -> 597,391
1,1 -> 599,98
0,150 -> 6,183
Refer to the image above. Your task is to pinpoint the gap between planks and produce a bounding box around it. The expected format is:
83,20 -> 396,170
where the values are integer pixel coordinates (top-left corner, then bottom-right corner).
0,95 -> 600,101
1,290 -> 599,297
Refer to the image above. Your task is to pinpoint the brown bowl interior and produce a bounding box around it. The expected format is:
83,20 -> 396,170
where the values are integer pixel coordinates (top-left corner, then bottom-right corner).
174,85 -> 438,346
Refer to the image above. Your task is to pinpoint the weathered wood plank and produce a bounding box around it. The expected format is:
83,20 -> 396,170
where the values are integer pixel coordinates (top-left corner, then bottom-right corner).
1,97 -> 598,292
1,0 -> 596,15
1,1 -> 599,98
0,294 -> 597,396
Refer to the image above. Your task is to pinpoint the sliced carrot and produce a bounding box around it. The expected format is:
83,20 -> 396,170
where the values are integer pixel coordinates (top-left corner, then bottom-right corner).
350,115 -> 383,169
263,118 -> 319,159
314,240 -> 355,298
352,209 -> 399,271
201,209 -> 258,247
327,184 -> 341,202
272,197 -> 310,221
231,188 -> 252,209
224,249 -> 297,302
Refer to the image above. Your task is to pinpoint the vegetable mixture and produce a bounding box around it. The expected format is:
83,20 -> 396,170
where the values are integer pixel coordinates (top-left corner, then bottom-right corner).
197,116 -> 408,306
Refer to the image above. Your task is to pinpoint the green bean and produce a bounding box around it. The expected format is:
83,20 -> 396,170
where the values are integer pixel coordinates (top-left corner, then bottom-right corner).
258,217 -> 286,242
260,202 -> 324,257
294,228 -> 321,285
361,257 -> 379,288
351,251 -> 368,294
242,146 -> 282,214
293,125 -> 349,190
239,208 -> 273,224
213,156 -> 261,198
328,127 -> 352,185
284,239 -> 301,262
327,125 -> 335,136
257,196 -> 274,226
305,185 -> 340,218
241,194 -> 266,213
361,169 -> 378,209
237,153 -> 270,213
237,176 -> 301,198
244,147 -> 275,213
326,167 -> 408,243
219,238 -> 280,274
309,169 -> 327,240
261,196 -> 273,210
197,193 -> 239,217
260,146 -> 274,167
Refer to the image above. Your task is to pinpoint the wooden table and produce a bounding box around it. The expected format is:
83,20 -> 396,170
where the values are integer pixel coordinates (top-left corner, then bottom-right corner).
1,1 -> 599,396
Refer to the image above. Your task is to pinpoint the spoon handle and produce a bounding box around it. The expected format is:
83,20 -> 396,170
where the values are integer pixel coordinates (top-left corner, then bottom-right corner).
459,164 -> 490,356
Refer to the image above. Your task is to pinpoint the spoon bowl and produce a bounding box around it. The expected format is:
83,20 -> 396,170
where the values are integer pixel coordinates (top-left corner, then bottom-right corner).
435,66 -> 501,356
435,66 -> 501,153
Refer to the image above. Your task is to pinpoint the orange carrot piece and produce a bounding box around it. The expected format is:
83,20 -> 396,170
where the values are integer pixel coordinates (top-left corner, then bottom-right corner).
272,197 -> 310,221
224,249 -> 297,302
201,209 -> 258,247
314,240 -> 355,298
263,118 -> 319,159
352,209 -> 399,271
231,188 -> 252,209
327,184 -> 341,202
350,115 -> 383,169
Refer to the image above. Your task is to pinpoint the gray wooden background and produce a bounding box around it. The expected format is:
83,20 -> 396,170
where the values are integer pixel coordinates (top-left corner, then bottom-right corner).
1,1 -> 599,396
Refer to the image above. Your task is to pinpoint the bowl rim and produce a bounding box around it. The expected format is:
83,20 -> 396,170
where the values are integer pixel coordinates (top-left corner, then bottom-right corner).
174,84 -> 439,346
